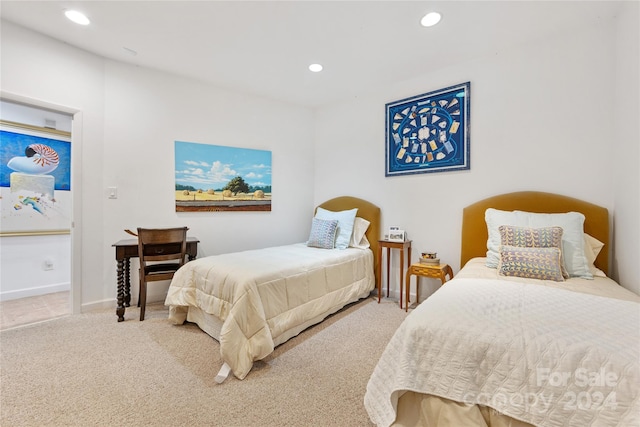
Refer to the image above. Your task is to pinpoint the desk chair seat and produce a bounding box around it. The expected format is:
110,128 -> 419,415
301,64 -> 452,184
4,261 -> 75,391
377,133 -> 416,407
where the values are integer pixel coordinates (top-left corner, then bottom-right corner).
137,227 -> 188,321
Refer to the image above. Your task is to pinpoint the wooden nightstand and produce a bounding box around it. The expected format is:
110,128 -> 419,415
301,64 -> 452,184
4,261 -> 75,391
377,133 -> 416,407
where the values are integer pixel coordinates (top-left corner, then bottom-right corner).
377,240 -> 412,308
405,263 -> 453,312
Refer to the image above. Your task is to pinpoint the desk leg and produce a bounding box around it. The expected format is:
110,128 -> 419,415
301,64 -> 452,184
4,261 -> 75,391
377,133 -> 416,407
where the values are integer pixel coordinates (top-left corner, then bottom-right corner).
124,258 -> 131,307
116,259 -> 125,322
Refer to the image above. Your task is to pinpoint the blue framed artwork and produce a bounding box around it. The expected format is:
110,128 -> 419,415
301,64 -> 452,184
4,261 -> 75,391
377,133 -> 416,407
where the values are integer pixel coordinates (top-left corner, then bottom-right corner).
175,141 -> 272,212
385,82 -> 470,176
0,126 -> 72,234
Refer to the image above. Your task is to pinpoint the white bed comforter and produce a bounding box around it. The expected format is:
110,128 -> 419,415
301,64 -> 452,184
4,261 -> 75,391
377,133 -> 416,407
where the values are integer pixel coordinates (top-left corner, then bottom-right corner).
365,277 -> 640,427
165,243 -> 374,379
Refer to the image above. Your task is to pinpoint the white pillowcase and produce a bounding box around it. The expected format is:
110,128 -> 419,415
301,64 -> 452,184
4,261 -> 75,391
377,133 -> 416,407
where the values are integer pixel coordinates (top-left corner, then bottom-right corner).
315,207 -> 358,250
485,208 -> 592,279
349,217 -> 371,249
584,233 -> 606,277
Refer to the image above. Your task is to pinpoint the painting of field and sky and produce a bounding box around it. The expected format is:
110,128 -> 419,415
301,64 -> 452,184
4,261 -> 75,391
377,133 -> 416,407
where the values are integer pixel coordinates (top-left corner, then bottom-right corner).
174,141 -> 272,212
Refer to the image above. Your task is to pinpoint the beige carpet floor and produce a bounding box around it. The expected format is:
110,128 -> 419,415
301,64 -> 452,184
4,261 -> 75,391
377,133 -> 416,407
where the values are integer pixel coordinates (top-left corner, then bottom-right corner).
0,296 -> 407,427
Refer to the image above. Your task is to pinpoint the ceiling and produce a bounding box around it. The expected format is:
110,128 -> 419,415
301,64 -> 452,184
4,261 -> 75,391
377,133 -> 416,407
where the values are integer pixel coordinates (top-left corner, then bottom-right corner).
0,1 -> 621,108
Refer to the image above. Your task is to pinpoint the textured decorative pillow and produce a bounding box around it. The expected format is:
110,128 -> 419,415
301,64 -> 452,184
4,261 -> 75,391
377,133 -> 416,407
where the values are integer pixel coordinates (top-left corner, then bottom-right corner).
307,218 -> 339,249
499,225 -> 568,278
315,207 -> 358,250
485,208 -> 591,279
498,245 -> 565,282
349,217 -> 371,249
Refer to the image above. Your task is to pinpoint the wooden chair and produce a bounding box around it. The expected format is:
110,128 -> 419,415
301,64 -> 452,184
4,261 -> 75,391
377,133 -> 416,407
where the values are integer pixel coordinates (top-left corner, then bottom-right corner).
137,227 -> 188,321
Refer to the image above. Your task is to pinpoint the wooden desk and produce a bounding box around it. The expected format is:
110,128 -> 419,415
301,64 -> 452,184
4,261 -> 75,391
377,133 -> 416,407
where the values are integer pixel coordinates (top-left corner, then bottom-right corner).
405,263 -> 453,312
377,240 -> 412,308
112,237 -> 199,322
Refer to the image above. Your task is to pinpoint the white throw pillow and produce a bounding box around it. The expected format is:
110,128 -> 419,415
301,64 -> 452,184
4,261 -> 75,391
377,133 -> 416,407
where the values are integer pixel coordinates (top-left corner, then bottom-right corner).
349,217 -> 371,249
584,233 -> 606,277
315,207 -> 358,250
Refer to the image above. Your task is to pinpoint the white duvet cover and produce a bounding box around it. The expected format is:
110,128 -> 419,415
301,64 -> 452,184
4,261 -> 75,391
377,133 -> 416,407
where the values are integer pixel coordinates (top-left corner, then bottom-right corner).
165,243 -> 374,379
365,260 -> 640,427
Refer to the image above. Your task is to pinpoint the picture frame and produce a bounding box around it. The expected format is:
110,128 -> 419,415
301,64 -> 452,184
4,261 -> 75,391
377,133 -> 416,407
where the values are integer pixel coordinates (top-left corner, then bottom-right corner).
174,141 -> 272,212
388,226 -> 406,242
0,123 -> 72,236
385,81 -> 470,177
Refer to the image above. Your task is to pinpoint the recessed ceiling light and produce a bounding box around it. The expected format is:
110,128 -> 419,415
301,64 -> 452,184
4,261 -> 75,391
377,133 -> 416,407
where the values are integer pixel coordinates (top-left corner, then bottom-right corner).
65,10 -> 90,26
420,12 -> 441,27
309,63 -> 323,73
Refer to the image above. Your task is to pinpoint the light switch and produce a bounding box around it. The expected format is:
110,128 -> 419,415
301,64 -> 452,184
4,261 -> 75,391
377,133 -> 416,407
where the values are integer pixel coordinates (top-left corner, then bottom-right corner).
108,186 -> 117,199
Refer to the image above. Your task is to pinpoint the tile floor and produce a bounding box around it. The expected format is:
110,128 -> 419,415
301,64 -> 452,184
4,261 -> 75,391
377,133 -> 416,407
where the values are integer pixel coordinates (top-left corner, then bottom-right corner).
0,291 -> 70,330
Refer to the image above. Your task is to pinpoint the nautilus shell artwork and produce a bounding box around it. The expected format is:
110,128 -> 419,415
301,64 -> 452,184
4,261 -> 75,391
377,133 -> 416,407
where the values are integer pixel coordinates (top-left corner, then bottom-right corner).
7,143 -> 60,175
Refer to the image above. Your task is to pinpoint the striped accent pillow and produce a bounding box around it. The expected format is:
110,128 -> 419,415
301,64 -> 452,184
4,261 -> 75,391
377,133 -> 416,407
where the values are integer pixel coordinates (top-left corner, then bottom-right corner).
307,218 -> 339,249
499,225 -> 568,278
498,245 -> 565,282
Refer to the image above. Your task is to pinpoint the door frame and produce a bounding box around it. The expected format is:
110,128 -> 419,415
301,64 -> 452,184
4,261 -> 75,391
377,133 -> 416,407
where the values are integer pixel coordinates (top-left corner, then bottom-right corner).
1,91 -> 82,314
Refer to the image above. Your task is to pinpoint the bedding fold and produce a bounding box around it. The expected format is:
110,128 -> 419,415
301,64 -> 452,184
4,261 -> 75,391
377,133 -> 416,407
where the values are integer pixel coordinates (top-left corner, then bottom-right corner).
166,243 -> 374,379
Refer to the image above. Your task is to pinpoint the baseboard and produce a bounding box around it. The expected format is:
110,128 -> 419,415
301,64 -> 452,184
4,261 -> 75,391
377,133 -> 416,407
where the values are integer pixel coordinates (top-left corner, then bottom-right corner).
0,282 -> 70,302
80,294 -> 167,314
81,299 -> 116,313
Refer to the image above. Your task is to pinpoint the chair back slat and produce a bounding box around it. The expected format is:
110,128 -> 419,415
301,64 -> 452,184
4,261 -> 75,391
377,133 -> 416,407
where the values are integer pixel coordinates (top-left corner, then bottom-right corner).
136,227 -> 189,321
137,227 -> 188,266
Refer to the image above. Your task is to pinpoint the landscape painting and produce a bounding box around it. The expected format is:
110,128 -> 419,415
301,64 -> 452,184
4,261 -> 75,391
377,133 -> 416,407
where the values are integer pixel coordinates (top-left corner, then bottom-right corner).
174,141 -> 272,212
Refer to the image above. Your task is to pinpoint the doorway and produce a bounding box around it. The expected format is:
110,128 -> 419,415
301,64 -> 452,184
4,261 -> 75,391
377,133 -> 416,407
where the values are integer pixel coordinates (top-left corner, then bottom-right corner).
0,96 -> 81,325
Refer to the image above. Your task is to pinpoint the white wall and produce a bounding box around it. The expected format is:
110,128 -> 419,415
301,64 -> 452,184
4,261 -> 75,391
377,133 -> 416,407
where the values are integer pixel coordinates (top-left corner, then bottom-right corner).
0,235 -> 70,300
612,2 -> 640,295
0,100 -> 73,132
1,20 -> 315,311
1,20 -> 106,311
314,16 -> 639,297
99,61 -> 315,304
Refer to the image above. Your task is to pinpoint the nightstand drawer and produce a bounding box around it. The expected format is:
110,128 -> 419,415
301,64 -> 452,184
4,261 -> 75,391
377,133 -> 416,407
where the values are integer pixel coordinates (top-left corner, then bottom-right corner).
411,264 -> 446,278
405,263 -> 454,312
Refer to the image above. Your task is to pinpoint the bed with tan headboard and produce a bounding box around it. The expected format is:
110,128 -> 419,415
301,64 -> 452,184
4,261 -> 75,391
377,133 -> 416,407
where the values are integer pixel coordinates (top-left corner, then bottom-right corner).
461,191 -> 609,274
166,195 -> 379,382
366,191 -> 639,427
317,195 -> 381,280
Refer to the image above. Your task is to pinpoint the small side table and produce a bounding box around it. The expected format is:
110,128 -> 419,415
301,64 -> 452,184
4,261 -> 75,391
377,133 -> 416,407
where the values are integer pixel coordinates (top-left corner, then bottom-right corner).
405,263 -> 454,312
377,240 -> 412,308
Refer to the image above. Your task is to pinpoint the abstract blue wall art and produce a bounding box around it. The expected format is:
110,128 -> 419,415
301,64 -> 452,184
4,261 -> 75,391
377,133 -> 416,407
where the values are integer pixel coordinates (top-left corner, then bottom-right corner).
385,82 -> 470,176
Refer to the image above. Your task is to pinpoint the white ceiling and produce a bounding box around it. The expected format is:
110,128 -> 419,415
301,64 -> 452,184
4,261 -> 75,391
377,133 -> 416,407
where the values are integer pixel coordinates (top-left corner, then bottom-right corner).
0,1 -> 622,108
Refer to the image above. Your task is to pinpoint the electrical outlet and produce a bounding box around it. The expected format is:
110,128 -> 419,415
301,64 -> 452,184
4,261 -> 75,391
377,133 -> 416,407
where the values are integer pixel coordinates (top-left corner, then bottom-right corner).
43,259 -> 54,270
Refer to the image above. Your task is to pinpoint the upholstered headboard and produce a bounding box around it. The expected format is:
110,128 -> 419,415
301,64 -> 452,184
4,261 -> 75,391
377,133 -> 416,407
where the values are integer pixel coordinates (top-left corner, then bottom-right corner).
316,196 -> 381,281
461,191 -> 609,275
